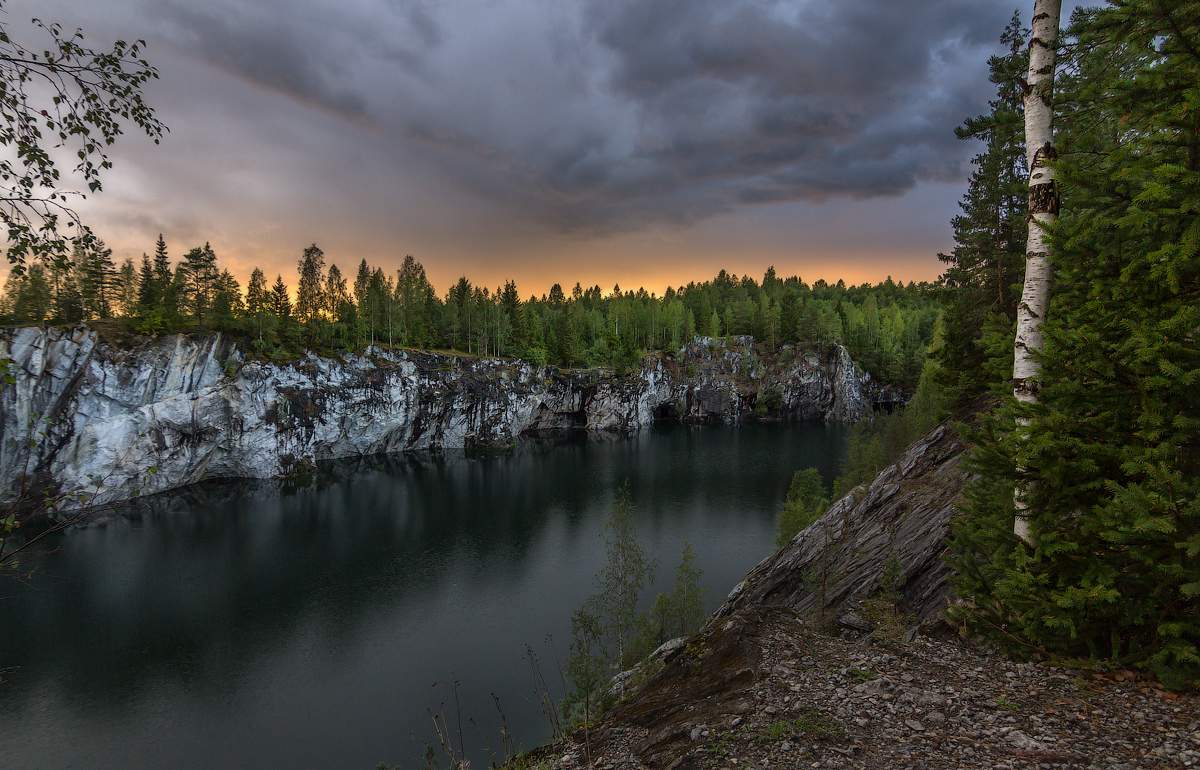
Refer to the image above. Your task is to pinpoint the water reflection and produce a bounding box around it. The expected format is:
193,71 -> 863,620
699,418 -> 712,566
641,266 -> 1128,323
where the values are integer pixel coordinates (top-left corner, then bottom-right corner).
0,422 -> 846,769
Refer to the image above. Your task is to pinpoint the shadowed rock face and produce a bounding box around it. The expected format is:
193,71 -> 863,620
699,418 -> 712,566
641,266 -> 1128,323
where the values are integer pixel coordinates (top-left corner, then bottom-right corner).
716,423 -> 968,625
1,327 -> 888,512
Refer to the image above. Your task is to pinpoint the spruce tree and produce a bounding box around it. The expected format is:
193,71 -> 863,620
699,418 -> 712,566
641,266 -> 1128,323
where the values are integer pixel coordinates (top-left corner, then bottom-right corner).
114,258 -> 138,317
246,267 -> 268,341
952,1 -> 1200,688
76,242 -> 116,319
937,12 -> 1028,401
152,234 -> 176,317
270,274 -> 292,321
11,264 -> 51,322
136,253 -> 156,310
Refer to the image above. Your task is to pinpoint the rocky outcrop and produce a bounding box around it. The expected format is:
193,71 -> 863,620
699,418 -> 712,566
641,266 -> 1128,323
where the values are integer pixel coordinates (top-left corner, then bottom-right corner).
1,327 -> 890,512
716,422 -> 968,625
517,424 -> 1197,770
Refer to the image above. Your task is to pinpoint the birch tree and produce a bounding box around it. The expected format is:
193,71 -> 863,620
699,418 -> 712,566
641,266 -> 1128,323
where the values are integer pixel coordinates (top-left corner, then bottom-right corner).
1012,0 -> 1061,544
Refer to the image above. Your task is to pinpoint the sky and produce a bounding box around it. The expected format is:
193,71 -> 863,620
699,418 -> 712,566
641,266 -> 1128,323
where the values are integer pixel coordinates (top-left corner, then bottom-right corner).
10,0 -> 1078,296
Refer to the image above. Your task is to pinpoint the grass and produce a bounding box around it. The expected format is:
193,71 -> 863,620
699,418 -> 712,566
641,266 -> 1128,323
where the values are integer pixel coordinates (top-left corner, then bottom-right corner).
995,695 -> 1021,712
846,667 -> 878,683
758,708 -> 846,742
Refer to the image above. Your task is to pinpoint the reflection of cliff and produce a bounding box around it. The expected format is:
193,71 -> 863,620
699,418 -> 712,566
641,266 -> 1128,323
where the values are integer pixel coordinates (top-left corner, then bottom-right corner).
2,326 -> 885,510
0,424 -> 843,728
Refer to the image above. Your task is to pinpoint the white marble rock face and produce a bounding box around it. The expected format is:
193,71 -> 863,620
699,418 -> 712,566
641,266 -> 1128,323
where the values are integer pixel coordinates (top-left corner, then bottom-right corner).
0,327 -> 879,512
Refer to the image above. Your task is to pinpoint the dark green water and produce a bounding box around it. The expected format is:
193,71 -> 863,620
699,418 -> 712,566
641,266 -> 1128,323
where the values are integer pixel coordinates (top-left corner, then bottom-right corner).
0,422 -> 846,769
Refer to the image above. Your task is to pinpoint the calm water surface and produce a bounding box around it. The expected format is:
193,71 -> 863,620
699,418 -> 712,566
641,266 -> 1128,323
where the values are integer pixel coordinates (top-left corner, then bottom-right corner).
0,422 -> 846,769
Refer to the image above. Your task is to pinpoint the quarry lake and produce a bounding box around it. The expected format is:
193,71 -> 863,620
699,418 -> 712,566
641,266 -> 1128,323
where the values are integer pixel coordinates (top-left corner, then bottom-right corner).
0,422 -> 847,769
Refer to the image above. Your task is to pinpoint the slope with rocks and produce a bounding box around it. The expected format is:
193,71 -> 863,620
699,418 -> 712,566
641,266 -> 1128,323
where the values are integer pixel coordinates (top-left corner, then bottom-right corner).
528,424 -> 1199,769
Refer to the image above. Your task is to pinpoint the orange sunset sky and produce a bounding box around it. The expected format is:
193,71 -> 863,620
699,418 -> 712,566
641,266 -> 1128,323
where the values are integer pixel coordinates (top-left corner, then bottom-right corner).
10,0 -> 1021,297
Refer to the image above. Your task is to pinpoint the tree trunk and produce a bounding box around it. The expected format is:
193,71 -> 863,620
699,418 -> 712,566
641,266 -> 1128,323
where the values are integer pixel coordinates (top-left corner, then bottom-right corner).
1013,0 -> 1062,544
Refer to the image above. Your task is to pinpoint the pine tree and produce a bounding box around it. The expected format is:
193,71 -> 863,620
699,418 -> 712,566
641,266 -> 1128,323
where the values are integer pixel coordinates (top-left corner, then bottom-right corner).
952,1 -> 1200,688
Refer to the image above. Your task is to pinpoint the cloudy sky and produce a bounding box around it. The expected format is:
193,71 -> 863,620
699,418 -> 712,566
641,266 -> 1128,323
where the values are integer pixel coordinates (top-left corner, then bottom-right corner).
12,0 -> 1055,295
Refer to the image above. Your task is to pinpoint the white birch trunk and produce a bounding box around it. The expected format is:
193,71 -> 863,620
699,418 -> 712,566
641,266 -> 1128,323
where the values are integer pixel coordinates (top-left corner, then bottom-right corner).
1013,0 -> 1062,544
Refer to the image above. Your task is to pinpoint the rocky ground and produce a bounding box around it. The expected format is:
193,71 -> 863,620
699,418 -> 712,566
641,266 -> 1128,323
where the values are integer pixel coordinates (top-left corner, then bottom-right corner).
523,605 -> 1198,770
502,422 -> 1196,770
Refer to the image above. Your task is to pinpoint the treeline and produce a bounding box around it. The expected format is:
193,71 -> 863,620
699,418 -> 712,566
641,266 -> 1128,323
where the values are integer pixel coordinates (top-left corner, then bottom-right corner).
775,5 -> 1200,689
1,240 -> 937,387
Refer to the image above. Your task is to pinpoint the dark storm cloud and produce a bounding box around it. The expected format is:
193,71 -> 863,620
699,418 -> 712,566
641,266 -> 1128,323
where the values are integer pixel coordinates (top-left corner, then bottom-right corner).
571,0 -> 1010,213
153,0 -> 440,117
132,0 -> 1011,234
141,0 -> 1014,235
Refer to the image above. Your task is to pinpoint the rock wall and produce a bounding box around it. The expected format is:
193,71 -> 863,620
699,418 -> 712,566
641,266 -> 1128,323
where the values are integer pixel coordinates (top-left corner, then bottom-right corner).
0,326 -> 888,512
715,422 -> 968,625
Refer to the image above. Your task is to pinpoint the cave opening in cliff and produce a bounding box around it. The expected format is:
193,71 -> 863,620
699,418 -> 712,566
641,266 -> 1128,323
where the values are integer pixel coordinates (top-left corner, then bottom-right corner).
653,403 -> 680,422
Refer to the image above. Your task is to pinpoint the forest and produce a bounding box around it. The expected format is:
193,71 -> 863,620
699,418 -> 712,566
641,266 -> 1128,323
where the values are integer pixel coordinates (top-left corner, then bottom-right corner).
783,4 -> 1200,690
0,241 -> 938,388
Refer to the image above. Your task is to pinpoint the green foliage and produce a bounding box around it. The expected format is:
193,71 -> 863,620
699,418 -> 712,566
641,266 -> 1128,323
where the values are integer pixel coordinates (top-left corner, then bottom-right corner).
0,3 -> 165,271
564,491 -> 709,727
950,2 -> 1200,689
775,468 -> 827,546
936,12 -> 1028,403
594,484 -> 652,667
632,542 -> 706,658
758,709 -> 845,742
832,320 -> 951,497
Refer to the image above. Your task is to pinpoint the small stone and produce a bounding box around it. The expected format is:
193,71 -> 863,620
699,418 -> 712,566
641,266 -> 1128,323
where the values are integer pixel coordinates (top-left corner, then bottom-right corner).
837,612 -> 874,633
905,719 -> 925,732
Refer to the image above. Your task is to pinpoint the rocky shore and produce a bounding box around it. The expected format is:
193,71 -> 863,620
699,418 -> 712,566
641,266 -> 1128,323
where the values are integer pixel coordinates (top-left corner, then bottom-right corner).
514,424 -> 1199,769
0,325 -> 894,513
535,606 -> 1197,769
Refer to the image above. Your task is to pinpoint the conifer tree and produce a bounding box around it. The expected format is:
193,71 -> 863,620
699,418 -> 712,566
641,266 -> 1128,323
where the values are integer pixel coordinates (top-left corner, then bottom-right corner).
937,12 -> 1028,401
952,1 -> 1200,688
114,258 -> 138,317
246,267 -> 268,341
136,253 -> 156,310
180,242 -> 218,323
152,234 -> 175,317
10,264 -> 51,322
270,274 -> 292,321
324,264 -> 350,319
76,241 -> 116,319
295,244 -> 326,324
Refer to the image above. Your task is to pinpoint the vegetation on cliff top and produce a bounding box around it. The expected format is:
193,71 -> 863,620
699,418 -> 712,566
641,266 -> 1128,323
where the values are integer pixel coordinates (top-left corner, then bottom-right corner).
1,248 -> 938,387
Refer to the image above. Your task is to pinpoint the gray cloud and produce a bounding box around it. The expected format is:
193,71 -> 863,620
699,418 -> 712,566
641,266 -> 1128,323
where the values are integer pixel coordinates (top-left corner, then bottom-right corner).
5,0 -> 1036,293
139,0 -> 1014,235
